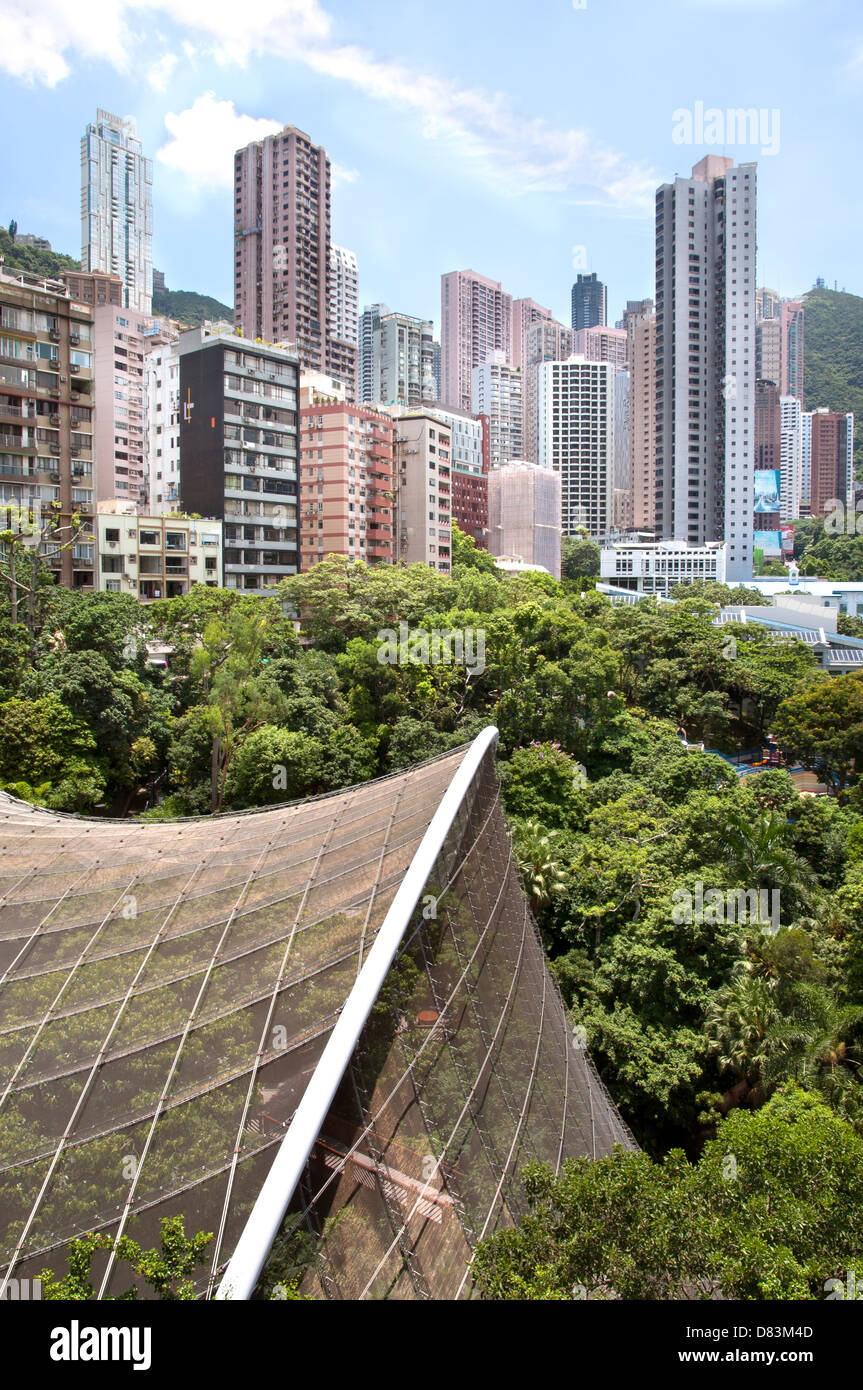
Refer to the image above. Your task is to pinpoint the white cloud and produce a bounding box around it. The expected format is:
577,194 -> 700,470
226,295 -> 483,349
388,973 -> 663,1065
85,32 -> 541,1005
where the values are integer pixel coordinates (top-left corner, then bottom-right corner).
331,162 -> 359,187
157,93 -> 282,188
0,0 -> 656,212
147,52 -> 178,92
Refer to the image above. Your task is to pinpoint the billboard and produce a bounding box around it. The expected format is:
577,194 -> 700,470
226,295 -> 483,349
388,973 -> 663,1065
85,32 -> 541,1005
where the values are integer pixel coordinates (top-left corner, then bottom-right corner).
754,470 -> 781,513
780,522 -> 795,554
754,529 -> 783,557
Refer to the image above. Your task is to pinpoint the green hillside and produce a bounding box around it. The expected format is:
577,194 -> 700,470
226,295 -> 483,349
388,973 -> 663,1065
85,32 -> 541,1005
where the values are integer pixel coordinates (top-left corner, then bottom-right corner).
802,287 -> 863,474
152,287 -> 233,327
0,225 -> 80,279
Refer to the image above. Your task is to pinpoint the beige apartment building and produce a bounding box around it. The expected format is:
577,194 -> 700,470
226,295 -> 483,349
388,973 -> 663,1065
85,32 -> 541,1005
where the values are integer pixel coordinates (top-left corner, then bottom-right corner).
97,501 -> 222,599
299,402 -> 394,569
392,411 -> 452,573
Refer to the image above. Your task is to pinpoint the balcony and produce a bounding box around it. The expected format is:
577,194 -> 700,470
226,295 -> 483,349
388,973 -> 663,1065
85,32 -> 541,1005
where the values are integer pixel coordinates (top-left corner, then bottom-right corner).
0,434 -> 35,452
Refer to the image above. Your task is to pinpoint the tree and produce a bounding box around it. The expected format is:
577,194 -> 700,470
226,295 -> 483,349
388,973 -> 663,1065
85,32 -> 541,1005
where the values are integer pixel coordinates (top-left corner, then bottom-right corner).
561,535 -> 600,581
451,523 -> 498,575
0,501 -> 90,647
511,819 -> 567,914
471,1088 -> 863,1300
774,673 -> 863,792
0,695 -> 104,809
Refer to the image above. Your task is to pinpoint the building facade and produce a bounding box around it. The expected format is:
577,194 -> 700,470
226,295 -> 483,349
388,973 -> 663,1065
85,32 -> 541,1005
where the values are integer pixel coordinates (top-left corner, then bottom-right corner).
536,356 -> 614,538
471,351 -> 522,465
488,460 -> 561,579
327,244 -> 359,399
92,304 -> 176,506
427,403 -> 487,548
234,126 -> 355,393
299,402 -> 394,569
808,409 -> 854,518
392,411 -> 452,571
613,368 -> 631,529
178,324 -> 300,591
440,269 -> 512,414
0,266 -> 95,590
522,318 -> 575,466
62,271 -> 124,309
144,339 -> 181,514
779,394 -> 803,522
628,304 -> 656,532
81,109 -> 152,314
654,156 -> 757,581
573,325 -> 628,368
600,537 -> 727,594
97,502 -> 222,599
511,297 -> 551,371
373,312 -> 437,407
571,272 -> 607,331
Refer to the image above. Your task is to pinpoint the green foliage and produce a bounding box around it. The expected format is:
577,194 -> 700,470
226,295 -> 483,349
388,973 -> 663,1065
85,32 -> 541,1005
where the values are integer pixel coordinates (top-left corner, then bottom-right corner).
0,224 -> 80,278
151,287 -> 233,327
803,288 -> 863,473
40,1217 -> 212,1300
472,1089 -> 863,1300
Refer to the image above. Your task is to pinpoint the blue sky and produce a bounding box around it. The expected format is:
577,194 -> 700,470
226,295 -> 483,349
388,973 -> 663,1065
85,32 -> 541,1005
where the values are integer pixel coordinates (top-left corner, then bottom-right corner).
1,0 -> 860,330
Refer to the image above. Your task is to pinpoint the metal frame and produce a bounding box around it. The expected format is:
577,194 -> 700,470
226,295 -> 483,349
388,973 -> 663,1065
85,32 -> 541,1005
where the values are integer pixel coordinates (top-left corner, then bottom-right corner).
215,725 -> 499,1300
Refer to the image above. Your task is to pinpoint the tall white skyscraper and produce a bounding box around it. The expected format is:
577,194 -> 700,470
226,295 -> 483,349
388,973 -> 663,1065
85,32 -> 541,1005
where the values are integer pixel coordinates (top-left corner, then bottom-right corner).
472,351 -> 523,465
536,357 -> 614,538
328,245 -> 359,349
779,395 -> 803,521
359,303 -> 389,403
654,157 -> 757,581
81,109 -> 153,314
373,311 -> 437,407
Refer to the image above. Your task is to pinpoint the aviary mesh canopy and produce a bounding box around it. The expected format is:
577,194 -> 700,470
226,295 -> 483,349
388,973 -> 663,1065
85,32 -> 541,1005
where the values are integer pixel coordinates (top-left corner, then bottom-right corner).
0,734 -> 633,1300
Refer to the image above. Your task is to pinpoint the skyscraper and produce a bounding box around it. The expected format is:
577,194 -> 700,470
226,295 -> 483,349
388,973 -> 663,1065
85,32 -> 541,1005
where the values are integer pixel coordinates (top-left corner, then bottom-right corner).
779,395 -> 803,522
755,291 -> 804,401
536,357 -> 614,538
511,297 -> 551,371
471,351 -> 523,465
440,269 -> 512,413
234,126 -> 356,395
573,325 -> 628,367
522,318 -> 574,465
627,302 -> 656,532
571,272 -> 607,332
372,312 -> 437,407
328,244 -> 359,397
654,156 -> 757,581
358,303 -> 389,403
807,409 -> 854,518
81,109 -> 153,314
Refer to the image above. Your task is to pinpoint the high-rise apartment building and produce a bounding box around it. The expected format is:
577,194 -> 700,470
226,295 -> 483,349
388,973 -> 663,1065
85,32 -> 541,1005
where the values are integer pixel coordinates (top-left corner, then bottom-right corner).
81,109 -> 153,314
654,156 -> 757,581
328,244 -> 359,398
0,266 -> 96,590
372,312 -> 437,407
299,403 -> 393,569
807,409 -> 854,518
511,298 -> 551,371
618,298 -> 654,336
425,403 -> 487,547
488,460 -> 561,579
178,323 -> 300,591
571,272 -> 607,332
755,290 -> 804,402
441,269 -> 512,413
536,356 -> 614,537
522,318 -> 574,465
358,303 -> 389,403
614,368 -> 631,529
92,304 -> 176,506
779,395 -> 803,522
144,339 -> 181,514
573,325 -> 628,368
234,126 -> 356,394
471,351 -> 522,465
391,412 -> 452,571
627,303 -> 656,532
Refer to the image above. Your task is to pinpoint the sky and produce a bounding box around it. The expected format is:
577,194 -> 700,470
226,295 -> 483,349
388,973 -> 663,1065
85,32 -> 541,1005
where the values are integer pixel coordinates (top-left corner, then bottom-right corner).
0,0 -> 860,333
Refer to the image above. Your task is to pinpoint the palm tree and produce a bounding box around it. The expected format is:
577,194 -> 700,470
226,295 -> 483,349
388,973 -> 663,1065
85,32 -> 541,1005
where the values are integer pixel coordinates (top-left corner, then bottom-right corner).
706,971 -> 783,1094
720,808 -> 814,910
761,983 -> 863,1095
512,819 -> 567,915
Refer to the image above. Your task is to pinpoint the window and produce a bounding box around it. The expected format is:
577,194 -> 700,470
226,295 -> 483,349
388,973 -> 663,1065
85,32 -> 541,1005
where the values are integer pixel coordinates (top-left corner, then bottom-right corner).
139,530 -> 158,546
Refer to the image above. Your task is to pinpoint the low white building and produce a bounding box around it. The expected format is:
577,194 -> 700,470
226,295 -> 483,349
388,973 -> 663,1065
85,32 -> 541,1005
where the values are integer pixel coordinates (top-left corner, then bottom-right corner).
97,501 -> 222,600
600,538 -> 727,594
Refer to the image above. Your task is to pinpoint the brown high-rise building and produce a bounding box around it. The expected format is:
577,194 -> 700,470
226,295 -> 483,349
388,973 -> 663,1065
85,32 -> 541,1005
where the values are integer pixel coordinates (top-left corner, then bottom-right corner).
298,402 -> 393,570
754,379 -> 781,470
234,126 -> 356,396
0,264 -> 95,590
809,410 -> 854,518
